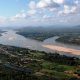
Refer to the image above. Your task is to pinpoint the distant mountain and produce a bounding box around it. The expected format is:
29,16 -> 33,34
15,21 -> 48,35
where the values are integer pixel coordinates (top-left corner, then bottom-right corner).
0,25 -> 80,31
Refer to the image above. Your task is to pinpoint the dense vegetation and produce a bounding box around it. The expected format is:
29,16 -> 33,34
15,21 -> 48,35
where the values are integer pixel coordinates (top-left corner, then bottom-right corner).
17,27 -> 80,44
17,27 -> 57,41
0,44 -> 80,80
17,27 -> 71,41
56,35 -> 80,45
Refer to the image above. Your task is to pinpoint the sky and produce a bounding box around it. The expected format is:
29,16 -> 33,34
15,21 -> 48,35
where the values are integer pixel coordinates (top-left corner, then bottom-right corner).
0,0 -> 80,27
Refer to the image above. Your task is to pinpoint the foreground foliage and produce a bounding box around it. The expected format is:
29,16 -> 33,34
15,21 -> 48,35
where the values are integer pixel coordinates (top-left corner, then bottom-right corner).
0,45 -> 80,80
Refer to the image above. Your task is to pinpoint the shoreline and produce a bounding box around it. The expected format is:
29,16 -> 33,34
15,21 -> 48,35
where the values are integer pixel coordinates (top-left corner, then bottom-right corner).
42,45 -> 80,56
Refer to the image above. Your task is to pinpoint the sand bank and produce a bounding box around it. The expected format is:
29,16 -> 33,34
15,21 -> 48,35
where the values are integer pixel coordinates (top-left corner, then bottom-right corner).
42,45 -> 80,55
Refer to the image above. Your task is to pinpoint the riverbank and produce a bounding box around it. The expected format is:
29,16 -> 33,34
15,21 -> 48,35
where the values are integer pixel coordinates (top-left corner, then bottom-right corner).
0,44 -> 80,80
0,30 -> 80,57
42,45 -> 80,56
56,35 -> 80,45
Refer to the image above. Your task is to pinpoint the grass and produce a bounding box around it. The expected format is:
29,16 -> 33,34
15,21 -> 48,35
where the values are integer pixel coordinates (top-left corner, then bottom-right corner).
41,61 -> 75,71
30,52 -> 45,59
39,69 -> 73,79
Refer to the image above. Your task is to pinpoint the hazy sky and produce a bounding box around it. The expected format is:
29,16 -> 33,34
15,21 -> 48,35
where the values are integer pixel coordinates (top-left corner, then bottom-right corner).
0,0 -> 80,27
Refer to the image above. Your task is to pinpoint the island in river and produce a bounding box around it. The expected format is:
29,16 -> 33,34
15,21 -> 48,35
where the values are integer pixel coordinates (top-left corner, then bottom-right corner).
56,35 -> 80,45
17,26 -> 80,42
0,30 -> 79,57
16,27 -> 80,57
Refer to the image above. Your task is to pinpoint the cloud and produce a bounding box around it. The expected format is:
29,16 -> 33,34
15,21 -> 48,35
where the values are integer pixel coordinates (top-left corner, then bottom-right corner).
27,9 -> 36,15
58,5 -> 77,14
0,0 -> 79,26
28,0 -> 79,16
43,15 -> 50,19
36,0 -> 60,9
74,0 -> 79,4
10,12 -> 26,21
37,0 -> 48,8
53,0 -> 64,4
29,1 -> 36,9
9,0 -> 80,18
0,16 -> 7,24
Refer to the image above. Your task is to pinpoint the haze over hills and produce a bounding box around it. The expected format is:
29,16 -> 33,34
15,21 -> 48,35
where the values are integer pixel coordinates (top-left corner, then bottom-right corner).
0,24 -> 80,30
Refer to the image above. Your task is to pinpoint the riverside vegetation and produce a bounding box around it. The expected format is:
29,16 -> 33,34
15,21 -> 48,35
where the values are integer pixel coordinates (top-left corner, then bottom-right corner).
0,44 -> 80,80
17,26 -> 80,45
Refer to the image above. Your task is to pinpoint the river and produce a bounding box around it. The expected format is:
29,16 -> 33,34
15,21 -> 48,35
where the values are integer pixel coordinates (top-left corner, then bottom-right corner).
0,30 -> 80,57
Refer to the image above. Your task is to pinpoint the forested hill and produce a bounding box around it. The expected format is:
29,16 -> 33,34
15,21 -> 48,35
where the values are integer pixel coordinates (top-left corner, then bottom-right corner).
16,26 -> 80,41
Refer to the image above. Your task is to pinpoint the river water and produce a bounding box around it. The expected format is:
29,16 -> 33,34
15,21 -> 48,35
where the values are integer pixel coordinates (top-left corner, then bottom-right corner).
0,30 -> 80,57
